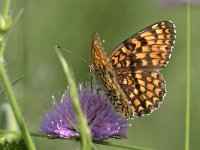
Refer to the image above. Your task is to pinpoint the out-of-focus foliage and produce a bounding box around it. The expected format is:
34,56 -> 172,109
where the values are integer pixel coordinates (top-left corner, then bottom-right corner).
3,0 -> 199,149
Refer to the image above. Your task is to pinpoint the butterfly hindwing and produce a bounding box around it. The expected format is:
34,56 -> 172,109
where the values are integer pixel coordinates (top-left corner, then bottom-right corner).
116,70 -> 165,116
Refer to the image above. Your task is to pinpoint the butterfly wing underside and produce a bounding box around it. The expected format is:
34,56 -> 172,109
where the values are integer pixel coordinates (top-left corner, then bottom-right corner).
108,21 -> 176,117
92,33 -> 135,117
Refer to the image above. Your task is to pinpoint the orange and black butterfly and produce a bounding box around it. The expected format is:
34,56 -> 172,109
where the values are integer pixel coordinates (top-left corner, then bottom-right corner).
91,21 -> 176,119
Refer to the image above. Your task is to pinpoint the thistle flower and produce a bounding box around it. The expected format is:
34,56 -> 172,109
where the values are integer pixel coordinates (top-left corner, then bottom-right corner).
40,87 -> 129,140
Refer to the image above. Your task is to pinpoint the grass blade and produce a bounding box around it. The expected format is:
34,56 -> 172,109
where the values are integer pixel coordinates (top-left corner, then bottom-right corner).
55,46 -> 93,150
185,1 -> 190,150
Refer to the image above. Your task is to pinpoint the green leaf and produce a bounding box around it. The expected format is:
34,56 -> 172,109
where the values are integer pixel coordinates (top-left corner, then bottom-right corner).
0,137 -> 28,150
0,103 -> 18,130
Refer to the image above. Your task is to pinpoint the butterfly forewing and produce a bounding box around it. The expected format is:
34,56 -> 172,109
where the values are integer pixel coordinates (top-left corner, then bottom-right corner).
92,21 -> 176,118
109,21 -> 176,71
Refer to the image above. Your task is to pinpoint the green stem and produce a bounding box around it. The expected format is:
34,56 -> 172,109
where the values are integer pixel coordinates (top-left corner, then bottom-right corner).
56,48 -> 93,150
185,1 -> 190,150
94,141 -> 154,150
0,48 -> 36,150
0,130 -> 152,150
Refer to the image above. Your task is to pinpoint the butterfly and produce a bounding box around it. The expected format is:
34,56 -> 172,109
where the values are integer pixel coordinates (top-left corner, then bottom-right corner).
91,21 -> 176,119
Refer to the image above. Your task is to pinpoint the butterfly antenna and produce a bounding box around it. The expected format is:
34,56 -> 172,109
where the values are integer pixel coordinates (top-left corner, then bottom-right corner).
55,45 -> 90,66
55,45 -> 94,90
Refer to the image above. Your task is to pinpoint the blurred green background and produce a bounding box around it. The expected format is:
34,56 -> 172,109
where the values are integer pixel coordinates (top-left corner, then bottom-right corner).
1,0 -> 199,149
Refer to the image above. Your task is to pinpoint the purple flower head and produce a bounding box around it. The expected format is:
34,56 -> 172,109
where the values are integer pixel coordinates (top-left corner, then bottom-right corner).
40,86 -> 129,140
